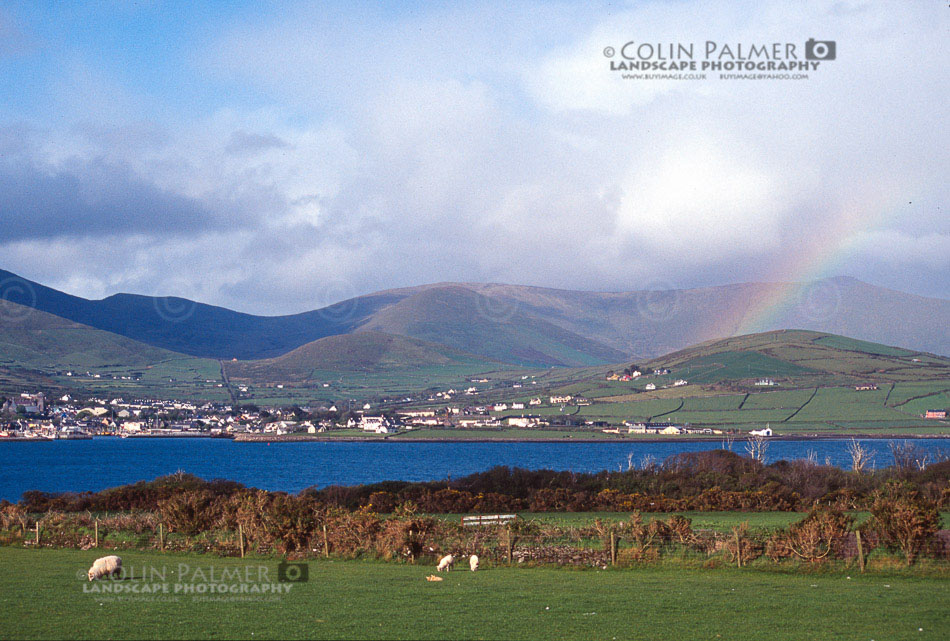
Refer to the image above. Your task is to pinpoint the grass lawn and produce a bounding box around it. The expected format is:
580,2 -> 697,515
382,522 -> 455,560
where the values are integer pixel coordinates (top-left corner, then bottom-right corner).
0,547 -> 947,640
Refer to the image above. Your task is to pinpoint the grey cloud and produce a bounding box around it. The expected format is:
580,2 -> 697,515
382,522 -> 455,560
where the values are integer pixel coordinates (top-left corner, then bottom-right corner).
225,130 -> 291,155
0,156 -> 229,241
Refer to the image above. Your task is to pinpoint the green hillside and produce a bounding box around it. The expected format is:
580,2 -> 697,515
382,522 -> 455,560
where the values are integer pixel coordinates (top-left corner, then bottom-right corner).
644,329 -> 950,384
0,301 -> 189,368
224,331 -> 507,382
499,330 -> 950,434
357,285 -> 629,366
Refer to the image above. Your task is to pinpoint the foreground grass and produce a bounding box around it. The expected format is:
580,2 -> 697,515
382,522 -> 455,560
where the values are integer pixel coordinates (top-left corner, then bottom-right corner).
1,548 -> 948,640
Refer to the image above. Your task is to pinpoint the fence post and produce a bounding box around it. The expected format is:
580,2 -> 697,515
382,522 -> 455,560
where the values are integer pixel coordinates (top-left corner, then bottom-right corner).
323,524 -> 329,559
35,523 -> 40,546
159,523 -> 165,552
239,524 -> 245,558
408,529 -> 414,563
855,530 -> 865,573
610,532 -> 617,566
506,526 -> 512,565
735,530 -> 741,568
94,519 -> 99,548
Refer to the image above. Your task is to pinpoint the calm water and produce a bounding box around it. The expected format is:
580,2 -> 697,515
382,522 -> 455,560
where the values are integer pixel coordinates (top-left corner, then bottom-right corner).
1,437 -> 948,502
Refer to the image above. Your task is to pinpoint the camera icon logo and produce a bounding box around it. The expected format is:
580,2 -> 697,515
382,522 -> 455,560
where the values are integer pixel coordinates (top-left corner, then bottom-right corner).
277,562 -> 309,583
805,39 -> 836,60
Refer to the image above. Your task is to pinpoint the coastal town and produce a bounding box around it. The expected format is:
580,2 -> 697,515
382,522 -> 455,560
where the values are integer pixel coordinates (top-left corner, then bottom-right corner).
0,385 -> 742,440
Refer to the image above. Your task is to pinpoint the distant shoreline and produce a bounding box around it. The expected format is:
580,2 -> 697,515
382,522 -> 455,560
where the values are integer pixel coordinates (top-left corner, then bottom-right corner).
230,433 -> 950,444
2,433 -> 947,444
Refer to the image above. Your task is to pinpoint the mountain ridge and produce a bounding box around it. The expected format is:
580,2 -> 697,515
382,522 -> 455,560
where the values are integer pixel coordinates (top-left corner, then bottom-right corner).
2,268 -> 948,364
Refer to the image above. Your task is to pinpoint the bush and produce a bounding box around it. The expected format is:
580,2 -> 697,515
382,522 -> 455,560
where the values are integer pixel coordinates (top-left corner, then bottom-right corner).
868,482 -> 940,565
157,490 -> 223,535
765,507 -> 853,563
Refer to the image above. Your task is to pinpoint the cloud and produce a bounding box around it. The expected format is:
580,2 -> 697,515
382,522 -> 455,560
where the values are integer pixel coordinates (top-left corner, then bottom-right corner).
0,0 -> 946,312
0,154 -> 222,241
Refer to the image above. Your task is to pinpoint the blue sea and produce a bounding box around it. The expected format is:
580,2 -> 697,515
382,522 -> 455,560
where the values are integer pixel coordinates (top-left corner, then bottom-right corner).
1,437 -> 948,502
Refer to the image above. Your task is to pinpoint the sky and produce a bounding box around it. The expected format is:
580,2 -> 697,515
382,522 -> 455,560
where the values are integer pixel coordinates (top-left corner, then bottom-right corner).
0,0 -> 947,315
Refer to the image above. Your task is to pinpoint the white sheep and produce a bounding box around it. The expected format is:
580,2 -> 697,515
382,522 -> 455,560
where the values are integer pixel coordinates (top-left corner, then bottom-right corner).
469,554 -> 479,572
436,554 -> 455,572
87,555 -> 122,581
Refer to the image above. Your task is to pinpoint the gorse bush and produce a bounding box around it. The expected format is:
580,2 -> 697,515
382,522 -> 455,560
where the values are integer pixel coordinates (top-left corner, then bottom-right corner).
868,482 -> 941,565
766,507 -> 853,563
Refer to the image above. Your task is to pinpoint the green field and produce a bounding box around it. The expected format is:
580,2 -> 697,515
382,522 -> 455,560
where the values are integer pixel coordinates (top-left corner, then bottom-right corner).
1,548 -> 947,640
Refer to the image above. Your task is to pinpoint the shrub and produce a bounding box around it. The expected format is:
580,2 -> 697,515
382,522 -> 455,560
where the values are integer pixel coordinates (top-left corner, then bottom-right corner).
868,482 -> 940,565
157,490 -> 223,535
766,506 -> 853,563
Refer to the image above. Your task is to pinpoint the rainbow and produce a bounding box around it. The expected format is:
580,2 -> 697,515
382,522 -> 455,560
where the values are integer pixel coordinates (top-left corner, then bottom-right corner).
705,195 -> 890,340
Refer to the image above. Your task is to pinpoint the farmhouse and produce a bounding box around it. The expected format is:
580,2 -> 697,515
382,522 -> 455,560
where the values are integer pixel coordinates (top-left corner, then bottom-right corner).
750,426 -> 773,437
924,409 -> 947,419
549,395 -> 573,405
507,416 -> 543,428
359,415 -> 398,434
854,384 -> 879,391
755,378 -> 776,387
645,383 -> 656,391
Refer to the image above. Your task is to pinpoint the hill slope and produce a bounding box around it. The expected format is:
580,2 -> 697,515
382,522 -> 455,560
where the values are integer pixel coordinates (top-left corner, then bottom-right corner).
224,331 -> 504,381
0,300 -> 192,369
643,330 -> 950,385
356,286 -> 628,367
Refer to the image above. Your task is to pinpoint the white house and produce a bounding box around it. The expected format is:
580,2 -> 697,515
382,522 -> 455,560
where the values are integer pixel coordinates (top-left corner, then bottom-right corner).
507,416 -> 542,428
672,379 -> 688,387
749,426 -> 773,437
359,415 -> 397,434
645,383 -> 656,391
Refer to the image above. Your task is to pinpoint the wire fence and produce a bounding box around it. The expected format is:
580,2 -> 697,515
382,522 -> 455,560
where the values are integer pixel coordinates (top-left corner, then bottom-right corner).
4,510 -> 950,571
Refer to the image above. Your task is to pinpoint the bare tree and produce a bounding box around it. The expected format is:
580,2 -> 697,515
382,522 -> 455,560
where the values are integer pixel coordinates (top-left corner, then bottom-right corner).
805,449 -> 818,466
639,453 -> 657,472
847,438 -> 873,473
721,432 -> 736,452
745,435 -> 769,464
889,441 -> 931,473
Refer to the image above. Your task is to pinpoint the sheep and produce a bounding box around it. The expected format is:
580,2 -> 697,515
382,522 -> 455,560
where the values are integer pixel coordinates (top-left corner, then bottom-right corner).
469,554 -> 479,572
87,555 -> 122,581
436,554 -> 455,572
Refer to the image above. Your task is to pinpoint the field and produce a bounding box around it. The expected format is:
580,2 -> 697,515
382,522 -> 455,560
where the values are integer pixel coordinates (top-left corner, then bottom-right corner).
1,547 -> 948,640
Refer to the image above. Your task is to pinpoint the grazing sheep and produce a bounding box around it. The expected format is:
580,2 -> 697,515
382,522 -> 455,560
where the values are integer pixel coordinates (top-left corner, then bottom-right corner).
436,554 -> 455,572
87,555 -> 122,581
469,555 -> 479,572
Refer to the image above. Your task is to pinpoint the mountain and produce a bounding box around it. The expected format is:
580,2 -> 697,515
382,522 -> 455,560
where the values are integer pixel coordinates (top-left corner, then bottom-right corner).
452,278 -> 950,359
0,267 -> 397,360
2,268 -> 949,365
224,331 -> 505,381
0,299 -> 189,369
356,286 -> 628,366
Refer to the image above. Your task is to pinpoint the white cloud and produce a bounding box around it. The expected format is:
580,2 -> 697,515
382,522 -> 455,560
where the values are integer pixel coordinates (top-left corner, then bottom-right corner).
0,0 -> 947,311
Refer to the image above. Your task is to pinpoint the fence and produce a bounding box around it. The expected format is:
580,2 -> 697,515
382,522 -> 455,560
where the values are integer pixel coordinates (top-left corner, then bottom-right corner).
6,512 -> 950,570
